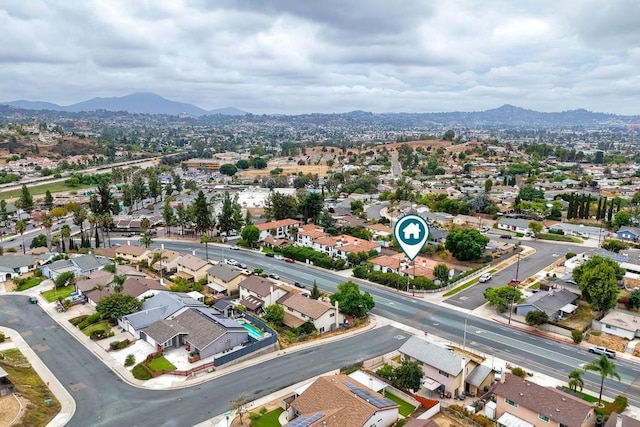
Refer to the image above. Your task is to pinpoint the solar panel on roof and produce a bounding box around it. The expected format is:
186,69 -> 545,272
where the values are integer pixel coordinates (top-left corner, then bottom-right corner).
286,412 -> 324,427
342,381 -> 395,408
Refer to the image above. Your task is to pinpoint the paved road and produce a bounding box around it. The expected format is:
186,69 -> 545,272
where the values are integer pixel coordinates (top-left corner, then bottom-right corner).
366,201 -> 389,220
445,237 -> 586,309
390,154 -> 401,177
0,294 -> 406,427
147,240 -> 640,406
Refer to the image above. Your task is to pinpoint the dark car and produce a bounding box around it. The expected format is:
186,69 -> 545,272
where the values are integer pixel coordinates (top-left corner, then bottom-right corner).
265,253 -> 275,257
29,296 -> 38,304
294,282 -> 305,288
500,234 -> 513,239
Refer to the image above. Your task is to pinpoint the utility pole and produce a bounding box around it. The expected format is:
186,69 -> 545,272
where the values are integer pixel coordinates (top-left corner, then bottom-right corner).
515,252 -> 521,281
508,296 -> 515,325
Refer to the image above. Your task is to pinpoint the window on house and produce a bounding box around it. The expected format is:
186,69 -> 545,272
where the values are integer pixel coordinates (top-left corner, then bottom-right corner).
538,414 -> 549,422
560,423 -> 568,427
330,313 -> 335,317
438,370 -> 450,378
505,398 -> 518,408
319,327 -> 324,332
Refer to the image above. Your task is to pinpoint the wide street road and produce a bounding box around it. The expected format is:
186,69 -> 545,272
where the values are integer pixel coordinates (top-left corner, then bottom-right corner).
150,239 -> 640,407
0,294 -> 406,427
445,236 -> 587,310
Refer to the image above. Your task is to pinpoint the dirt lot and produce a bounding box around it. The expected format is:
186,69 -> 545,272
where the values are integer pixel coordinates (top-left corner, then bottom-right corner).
0,394 -> 28,426
430,411 -> 468,427
586,331 -> 640,355
236,164 -> 332,179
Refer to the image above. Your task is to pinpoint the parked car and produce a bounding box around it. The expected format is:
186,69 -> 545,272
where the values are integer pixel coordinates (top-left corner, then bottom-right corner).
274,255 -> 284,260
500,234 -> 513,239
265,253 -> 275,258
226,259 -> 239,266
480,226 -> 490,233
294,282 -> 305,288
29,296 -> 38,304
508,279 -> 521,286
588,346 -> 616,359
230,246 -> 240,251
479,273 -> 492,283
268,273 -> 280,280
564,279 -> 577,286
284,258 -> 295,263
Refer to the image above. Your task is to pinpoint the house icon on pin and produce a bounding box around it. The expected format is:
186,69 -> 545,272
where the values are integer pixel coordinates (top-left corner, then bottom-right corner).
403,222 -> 421,240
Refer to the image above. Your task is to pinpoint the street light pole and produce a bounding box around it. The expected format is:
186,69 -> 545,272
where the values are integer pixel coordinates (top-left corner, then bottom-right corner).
515,252 -> 521,281
463,315 -> 468,350
508,296 -> 514,325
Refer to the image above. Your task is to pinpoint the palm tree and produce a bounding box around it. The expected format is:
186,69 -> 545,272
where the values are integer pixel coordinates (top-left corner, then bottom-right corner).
200,234 -> 212,261
60,224 -> 71,253
140,233 -> 153,249
15,219 -> 27,254
567,369 -> 584,392
112,274 -> 126,294
42,214 -> 53,250
73,206 -> 87,241
101,214 -> 114,247
140,217 -> 151,234
88,213 -> 98,248
583,354 -> 621,405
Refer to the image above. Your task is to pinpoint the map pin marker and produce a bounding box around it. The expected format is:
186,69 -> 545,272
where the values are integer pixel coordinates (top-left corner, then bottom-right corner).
394,214 -> 430,261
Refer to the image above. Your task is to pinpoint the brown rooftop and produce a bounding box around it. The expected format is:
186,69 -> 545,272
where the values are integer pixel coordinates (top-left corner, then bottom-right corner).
277,293 -> 333,319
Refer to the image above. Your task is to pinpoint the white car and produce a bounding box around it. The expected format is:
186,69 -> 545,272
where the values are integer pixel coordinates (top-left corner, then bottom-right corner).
229,246 -> 240,251
274,255 -> 284,260
225,259 -> 239,266
479,273 -> 492,283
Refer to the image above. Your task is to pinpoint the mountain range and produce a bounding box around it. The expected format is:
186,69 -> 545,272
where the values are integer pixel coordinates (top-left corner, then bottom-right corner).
2,93 -> 639,126
2,92 -> 247,116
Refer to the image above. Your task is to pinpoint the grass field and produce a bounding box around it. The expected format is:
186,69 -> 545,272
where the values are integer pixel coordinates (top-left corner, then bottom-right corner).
0,181 -> 94,199
15,276 -> 45,291
147,356 -> 177,372
250,408 -> 284,427
237,164 -> 332,179
82,320 -> 112,337
41,284 -> 75,302
443,278 -> 478,297
386,393 -> 417,417
0,348 -> 61,426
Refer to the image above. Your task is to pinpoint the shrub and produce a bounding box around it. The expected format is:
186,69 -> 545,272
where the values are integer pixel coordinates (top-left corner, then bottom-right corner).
132,363 -> 152,380
0,332 -> 5,343
110,339 -> 132,351
69,315 -> 89,326
566,252 -> 576,259
86,313 -> 101,325
77,321 -> 89,330
248,412 -> 261,421
571,329 -> 583,344
511,367 -> 527,378
124,354 -> 135,367
259,407 -> 267,415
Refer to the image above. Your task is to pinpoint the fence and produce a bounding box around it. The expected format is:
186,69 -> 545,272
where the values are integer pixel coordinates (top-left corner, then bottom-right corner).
213,313 -> 278,367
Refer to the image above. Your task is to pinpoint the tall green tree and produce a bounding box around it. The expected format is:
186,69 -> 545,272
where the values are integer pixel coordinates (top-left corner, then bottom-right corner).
329,281 -> 375,318
217,192 -> 236,235
192,190 -> 211,235
299,192 -> 324,224
96,294 -> 143,320
162,199 -> 174,235
43,190 -> 54,210
433,263 -> 450,285
264,192 -> 298,221
394,360 -> 425,392
567,369 -> 584,392
241,225 -> 260,248
445,229 -> 489,261
42,214 -> 53,250
72,206 -> 88,242
200,234 -> 212,261
89,182 -> 118,215
60,224 -> 71,253
140,233 -> 153,249
15,219 -> 27,254
573,256 -> 624,311
583,354 -> 620,405
310,280 -> 322,299
17,184 -> 34,213
484,286 -> 522,312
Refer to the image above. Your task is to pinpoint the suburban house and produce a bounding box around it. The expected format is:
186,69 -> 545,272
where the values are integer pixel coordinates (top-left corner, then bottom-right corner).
605,413 -> 640,427
261,235 -> 294,249
238,276 -> 287,313
141,306 -> 248,360
276,293 -> 344,333
297,224 -> 330,247
40,254 -> 110,279
616,227 -> 640,242
399,336 -> 492,397
514,288 -> 579,320
119,291 -> 206,336
366,223 -> 393,240
285,374 -> 399,427
497,218 -> 530,234
256,218 -> 302,241
114,244 -> 151,263
175,253 -> 211,282
76,270 -> 114,304
206,263 -> 249,296
370,253 -> 450,281
146,249 -> 181,275
120,277 -> 166,300
305,234 -> 381,260
492,373 -> 596,427
0,254 -> 49,282
592,310 -> 640,340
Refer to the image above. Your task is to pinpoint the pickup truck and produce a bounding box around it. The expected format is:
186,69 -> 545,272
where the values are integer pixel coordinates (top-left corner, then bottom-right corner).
588,346 -> 616,359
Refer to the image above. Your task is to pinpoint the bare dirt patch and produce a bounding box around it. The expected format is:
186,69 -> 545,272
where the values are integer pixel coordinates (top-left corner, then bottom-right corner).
586,331 -> 630,352
237,164 -> 332,179
0,394 -> 27,426
430,411 -> 468,427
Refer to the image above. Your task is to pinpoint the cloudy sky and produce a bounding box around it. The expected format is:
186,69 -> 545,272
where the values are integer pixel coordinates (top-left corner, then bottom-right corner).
1,0 -> 639,114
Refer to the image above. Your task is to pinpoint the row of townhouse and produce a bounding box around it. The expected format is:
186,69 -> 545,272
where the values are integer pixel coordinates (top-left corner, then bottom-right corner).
295,224 -> 381,260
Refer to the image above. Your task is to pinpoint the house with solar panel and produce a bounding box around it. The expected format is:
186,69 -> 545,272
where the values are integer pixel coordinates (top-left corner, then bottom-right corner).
284,374 -> 399,427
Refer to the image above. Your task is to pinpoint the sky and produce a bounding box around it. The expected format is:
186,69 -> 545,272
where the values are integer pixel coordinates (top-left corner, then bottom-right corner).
1,0 -> 639,115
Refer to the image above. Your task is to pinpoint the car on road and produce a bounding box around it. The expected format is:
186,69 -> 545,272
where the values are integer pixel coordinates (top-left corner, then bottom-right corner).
268,273 -> 280,280
564,279 -> 577,286
265,253 -> 275,258
478,273 -> 492,283
29,296 -> 38,304
480,226 -> 490,233
274,255 -> 284,260
284,258 -> 295,263
225,259 -> 239,266
294,282 -> 305,288
238,263 -> 247,269
499,234 -> 513,239
508,279 -> 521,286
230,246 -> 240,251
588,346 -> 616,359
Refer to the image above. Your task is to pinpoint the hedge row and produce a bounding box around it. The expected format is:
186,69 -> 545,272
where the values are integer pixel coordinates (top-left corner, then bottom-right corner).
110,339 -> 133,351
353,265 -> 444,291
279,246 -> 347,270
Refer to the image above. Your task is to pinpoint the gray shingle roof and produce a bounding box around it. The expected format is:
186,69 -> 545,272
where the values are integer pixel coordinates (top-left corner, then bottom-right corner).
207,264 -> 244,282
518,288 -> 578,316
399,335 -> 466,376
465,364 -> 492,387
0,255 -> 38,270
72,254 -> 109,271
123,291 -> 205,329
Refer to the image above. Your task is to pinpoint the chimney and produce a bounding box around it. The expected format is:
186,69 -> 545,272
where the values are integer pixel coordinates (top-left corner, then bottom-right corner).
335,300 -> 340,329
500,372 -> 506,384
616,415 -> 623,427
127,240 -> 131,245
192,250 -> 196,256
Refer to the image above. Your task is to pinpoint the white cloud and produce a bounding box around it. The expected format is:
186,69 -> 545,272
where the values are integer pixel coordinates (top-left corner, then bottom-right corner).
0,0 -> 638,114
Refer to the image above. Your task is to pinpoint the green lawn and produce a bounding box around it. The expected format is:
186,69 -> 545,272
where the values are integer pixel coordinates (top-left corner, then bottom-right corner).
0,182 -> 94,199
41,285 -> 75,302
560,386 -> 603,403
147,356 -> 177,372
443,278 -> 478,297
250,408 -> 284,427
15,276 -> 45,291
82,321 -> 112,337
386,393 -> 416,417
